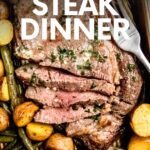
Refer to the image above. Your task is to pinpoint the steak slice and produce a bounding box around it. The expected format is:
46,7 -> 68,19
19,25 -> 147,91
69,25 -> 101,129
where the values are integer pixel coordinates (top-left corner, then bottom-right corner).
13,0 -> 120,84
34,106 -> 101,124
67,115 -> 123,150
15,64 -> 115,95
25,86 -> 108,108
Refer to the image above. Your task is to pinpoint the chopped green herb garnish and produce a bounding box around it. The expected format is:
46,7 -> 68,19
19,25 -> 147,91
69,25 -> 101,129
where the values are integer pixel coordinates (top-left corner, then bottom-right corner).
90,82 -> 97,89
93,103 -> 102,112
16,44 -> 29,53
85,109 -> 90,113
58,47 -> 76,61
90,115 -> 100,121
50,53 -> 57,63
30,73 -> 37,86
39,79 -> 46,87
132,76 -> 136,82
116,53 -> 121,61
127,64 -> 136,72
77,60 -> 92,71
87,50 -> 107,63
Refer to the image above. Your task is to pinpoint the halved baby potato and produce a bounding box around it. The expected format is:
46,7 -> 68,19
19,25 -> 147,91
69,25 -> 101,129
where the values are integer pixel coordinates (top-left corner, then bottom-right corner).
0,107 -> 9,131
128,135 -> 150,150
45,133 -> 74,150
0,20 -> 13,46
0,60 -> 4,78
0,77 -> 9,101
130,104 -> 150,137
13,102 -> 39,127
26,122 -> 53,141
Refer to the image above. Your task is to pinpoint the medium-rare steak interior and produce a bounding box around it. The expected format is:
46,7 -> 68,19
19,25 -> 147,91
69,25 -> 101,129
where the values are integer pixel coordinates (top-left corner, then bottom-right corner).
13,0 -> 143,149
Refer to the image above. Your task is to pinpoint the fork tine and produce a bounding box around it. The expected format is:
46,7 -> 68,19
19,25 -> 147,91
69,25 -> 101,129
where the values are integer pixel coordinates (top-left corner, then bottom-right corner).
116,0 -> 133,24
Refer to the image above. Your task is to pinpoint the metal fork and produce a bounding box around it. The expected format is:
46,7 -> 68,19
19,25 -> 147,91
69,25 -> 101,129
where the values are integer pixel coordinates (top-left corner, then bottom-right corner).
110,0 -> 150,73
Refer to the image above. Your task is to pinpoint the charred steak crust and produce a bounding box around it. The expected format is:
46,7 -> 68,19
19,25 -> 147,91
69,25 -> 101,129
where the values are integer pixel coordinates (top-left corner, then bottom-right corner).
13,0 -> 143,149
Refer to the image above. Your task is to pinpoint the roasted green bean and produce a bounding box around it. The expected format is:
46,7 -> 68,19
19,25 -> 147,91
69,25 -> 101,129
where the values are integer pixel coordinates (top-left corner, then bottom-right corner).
0,46 -> 21,110
0,130 -> 17,137
4,139 -> 17,150
0,136 -> 14,143
11,143 -> 23,150
18,128 -> 34,150
33,142 -> 43,148
0,103 -> 11,115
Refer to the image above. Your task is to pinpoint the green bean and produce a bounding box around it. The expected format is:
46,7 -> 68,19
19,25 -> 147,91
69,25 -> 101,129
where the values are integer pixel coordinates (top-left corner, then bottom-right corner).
0,103 -> 11,115
33,142 -> 43,148
18,128 -> 34,150
11,143 -> 23,150
0,46 -> 21,110
4,139 -> 17,150
0,130 -> 17,137
17,82 -> 23,96
0,136 -> 14,143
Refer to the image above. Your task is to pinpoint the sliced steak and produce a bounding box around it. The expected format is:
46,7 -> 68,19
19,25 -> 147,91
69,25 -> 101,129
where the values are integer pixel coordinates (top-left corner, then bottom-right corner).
34,106 -> 101,124
13,0 -> 120,84
67,115 -> 123,150
15,64 -> 115,95
25,86 -> 108,107
66,44 -> 143,150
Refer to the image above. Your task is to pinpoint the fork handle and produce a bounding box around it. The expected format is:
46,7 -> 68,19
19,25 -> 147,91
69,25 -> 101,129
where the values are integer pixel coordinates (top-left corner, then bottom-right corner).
136,47 -> 150,73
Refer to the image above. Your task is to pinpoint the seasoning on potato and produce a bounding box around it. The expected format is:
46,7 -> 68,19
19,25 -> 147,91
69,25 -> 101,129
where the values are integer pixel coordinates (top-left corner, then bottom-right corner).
0,107 -> 9,131
0,77 -> 9,101
26,122 -> 53,141
0,20 -> 13,46
13,102 -> 39,127
45,133 -> 74,150
0,1 -> 9,19
130,103 -> 150,137
128,135 -> 150,150
0,59 -> 4,78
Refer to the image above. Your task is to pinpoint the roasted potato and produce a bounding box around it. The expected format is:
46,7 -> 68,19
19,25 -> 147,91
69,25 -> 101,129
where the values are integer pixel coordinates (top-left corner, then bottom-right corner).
0,107 -> 9,131
0,20 -> 13,46
128,135 -> 150,150
0,77 -> 9,101
130,104 -> 150,137
26,122 -> 53,141
0,1 -> 9,19
0,59 -> 4,78
13,102 -> 39,127
45,133 -> 74,150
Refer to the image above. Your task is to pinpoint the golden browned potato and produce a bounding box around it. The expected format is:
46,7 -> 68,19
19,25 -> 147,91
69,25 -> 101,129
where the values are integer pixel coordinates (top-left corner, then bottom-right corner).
0,20 -> 13,46
0,77 -> 9,101
45,133 -> 74,150
130,104 -> 150,137
0,107 -> 9,131
26,122 -> 53,141
0,1 -> 9,19
0,60 -> 4,78
13,102 -> 39,127
128,135 -> 150,150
